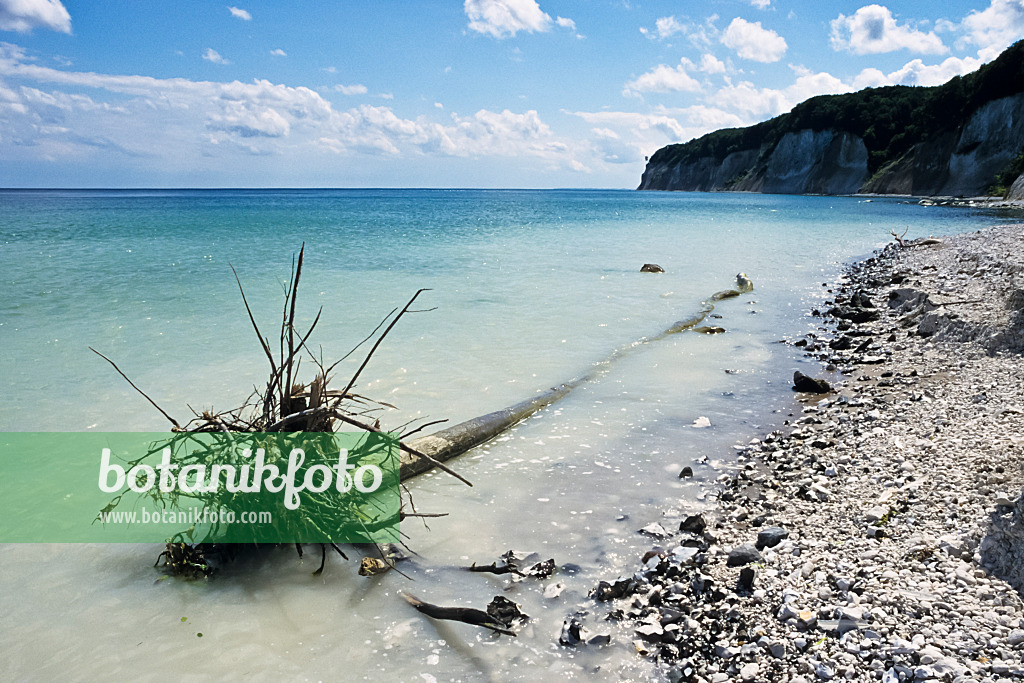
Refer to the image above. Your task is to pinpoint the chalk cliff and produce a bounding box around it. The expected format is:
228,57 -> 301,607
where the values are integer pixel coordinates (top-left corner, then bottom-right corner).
638,41 -> 1024,197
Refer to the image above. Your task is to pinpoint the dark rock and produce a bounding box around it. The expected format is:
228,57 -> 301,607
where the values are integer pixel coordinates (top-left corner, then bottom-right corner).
793,371 -> 831,393
828,304 -> 880,323
640,263 -> 665,273
526,558 -> 556,578
850,290 -> 874,308
756,526 -> 789,550
678,466 -> 694,479
679,514 -> 707,534
737,567 -> 756,593
487,596 -> 528,626
727,543 -> 762,567
593,578 -> 633,601
830,335 -> 853,350
559,615 -> 589,646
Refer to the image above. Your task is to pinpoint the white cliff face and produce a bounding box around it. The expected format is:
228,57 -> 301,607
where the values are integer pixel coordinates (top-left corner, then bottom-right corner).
942,93 -> 1024,196
1009,172 -> 1024,200
762,130 -> 868,195
638,95 -> 1024,196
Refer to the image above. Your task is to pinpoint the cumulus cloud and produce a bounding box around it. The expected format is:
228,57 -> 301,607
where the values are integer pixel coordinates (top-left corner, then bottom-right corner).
334,83 -> 368,95
708,68 -> 851,117
623,59 -> 702,96
642,15 -> 722,46
721,17 -> 787,62
202,48 -> 229,65
269,48 -> 286,57
852,53 -> 987,88
0,0 -> 71,34
570,110 -> 689,142
698,53 -> 726,74
960,0 -> 1024,52
750,0 -> 770,8
653,16 -> 686,39
464,0 -> 573,38
567,106 -> 750,165
830,5 -> 947,55
0,46 -> 588,174
227,6 -> 251,21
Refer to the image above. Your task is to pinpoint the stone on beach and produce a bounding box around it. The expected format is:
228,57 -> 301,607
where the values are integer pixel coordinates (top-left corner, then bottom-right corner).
793,371 -> 831,393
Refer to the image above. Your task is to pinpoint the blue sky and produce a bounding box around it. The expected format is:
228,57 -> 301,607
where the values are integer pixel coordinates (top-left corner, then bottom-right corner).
0,0 -> 1021,188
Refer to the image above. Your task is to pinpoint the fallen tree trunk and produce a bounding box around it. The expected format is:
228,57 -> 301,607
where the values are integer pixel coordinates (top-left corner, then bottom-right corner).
398,272 -> 754,480
400,379 -> 582,480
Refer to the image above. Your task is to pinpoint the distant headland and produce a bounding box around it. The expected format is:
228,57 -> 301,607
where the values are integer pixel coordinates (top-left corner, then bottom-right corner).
638,40 -> 1024,200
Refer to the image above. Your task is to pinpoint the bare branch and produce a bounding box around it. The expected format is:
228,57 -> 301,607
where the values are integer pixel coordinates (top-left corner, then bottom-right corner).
339,289 -> 431,402
89,347 -> 181,429
332,411 -> 472,487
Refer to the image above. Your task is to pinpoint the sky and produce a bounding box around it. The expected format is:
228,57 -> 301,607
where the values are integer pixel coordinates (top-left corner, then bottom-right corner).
0,0 -> 1021,188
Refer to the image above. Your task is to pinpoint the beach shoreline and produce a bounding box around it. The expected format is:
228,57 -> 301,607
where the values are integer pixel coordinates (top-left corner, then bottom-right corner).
579,223 -> 1024,682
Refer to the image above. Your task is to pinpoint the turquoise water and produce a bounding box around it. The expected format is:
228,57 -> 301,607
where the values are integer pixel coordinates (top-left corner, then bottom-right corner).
0,189 -> 1016,680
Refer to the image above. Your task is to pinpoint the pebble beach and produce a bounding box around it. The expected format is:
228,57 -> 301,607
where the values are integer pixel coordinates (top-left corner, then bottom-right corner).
579,223 -> 1024,682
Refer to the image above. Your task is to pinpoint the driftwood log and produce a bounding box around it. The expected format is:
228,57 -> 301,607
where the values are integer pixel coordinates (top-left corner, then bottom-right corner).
396,272 -> 755,479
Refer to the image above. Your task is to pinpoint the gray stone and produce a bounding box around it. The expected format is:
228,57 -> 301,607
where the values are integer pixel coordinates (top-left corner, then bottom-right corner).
640,263 -> 665,273
756,526 -> 789,550
727,542 -> 762,567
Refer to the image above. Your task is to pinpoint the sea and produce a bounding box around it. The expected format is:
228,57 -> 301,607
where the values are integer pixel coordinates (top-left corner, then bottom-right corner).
0,188 -> 1017,681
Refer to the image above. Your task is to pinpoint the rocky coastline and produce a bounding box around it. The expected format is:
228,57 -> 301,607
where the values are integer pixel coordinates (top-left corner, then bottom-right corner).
572,224 -> 1024,682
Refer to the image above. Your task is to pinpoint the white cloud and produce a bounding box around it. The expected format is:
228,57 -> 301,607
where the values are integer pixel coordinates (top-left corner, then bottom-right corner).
334,83 -> 368,95
228,6 -> 251,21
853,53 -> 987,87
0,46 -> 589,173
654,16 -> 686,39
464,0 -> 570,38
750,0 -> 770,9
270,48 -> 287,57
830,5 -> 947,55
709,68 -> 851,117
623,59 -> 702,96
202,48 -> 229,65
570,110 -> 688,142
0,0 -> 71,34
645,15 -> 722,48
961,0 -> 1024,52
698,53 -> 726,74
567,106 -> 750,163
721,17 -> 787,62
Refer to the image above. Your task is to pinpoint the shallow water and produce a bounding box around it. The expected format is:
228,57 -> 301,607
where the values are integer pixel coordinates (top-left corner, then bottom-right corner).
0,189 -> 1016,680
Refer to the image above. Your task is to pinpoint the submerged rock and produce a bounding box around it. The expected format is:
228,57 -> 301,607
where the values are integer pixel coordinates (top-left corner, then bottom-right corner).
641,263 -> 665,273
